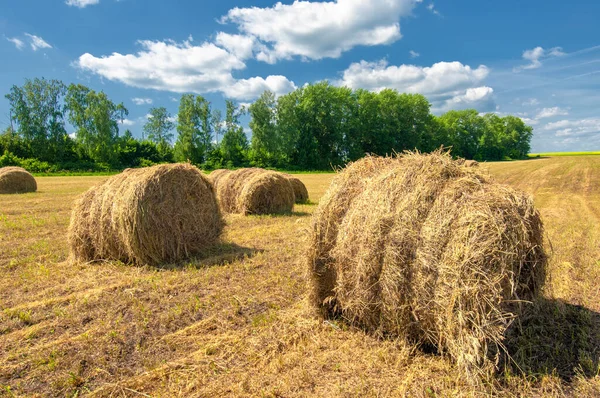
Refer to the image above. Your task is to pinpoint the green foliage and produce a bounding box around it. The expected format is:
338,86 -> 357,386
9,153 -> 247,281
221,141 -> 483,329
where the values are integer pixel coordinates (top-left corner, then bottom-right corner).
174,94 -> 213,164
144,106 -> 175,159
2,77 -> 535,173
0,150 -> 21,167
65,84 -> 128,166
219,101 -> 249,167
5,78 -> 68,163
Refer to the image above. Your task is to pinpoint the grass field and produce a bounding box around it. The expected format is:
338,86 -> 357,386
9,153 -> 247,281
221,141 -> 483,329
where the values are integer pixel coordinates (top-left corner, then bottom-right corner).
529,151 -> 600,157
1,156 -> 599,397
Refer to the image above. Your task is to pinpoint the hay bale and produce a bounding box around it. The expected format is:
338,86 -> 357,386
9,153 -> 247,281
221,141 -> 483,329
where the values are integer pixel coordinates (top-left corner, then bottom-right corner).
239,171 -> 295,215
209,169 -> 232,191
307,151 -> 546,377
0,166 -> 37,194
215,168 -> 295,215
456,158 -> 479,167
68,163 -> 223,266
284,174 -> 309,204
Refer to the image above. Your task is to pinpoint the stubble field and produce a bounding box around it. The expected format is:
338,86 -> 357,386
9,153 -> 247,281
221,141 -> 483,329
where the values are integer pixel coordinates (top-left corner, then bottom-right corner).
1,156 -> 599,397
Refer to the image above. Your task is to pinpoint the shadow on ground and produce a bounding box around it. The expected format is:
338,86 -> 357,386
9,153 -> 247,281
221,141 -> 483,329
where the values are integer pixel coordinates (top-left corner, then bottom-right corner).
503,297 -> 600,380
162,242 -> 261,270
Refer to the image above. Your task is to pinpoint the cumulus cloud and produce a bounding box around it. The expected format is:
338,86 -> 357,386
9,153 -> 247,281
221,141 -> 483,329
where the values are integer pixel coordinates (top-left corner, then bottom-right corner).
6,37 -> 25,50
220,0 -> 419,63
132,97 -> 153,105
543,118 -> 600,137
214,32 -> 257,60
25,33 -> 52,51
66,0 -> 100,8
536,106 -> 569,119
338,59 -> 493,111
409,50 -> 420,58
445,86 -> 494,109
514,46 -> 565,71
76,37 -> 296,100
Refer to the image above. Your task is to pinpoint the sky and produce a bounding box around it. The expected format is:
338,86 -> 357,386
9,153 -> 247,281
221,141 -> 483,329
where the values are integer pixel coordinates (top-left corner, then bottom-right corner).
1,0 -> 599,153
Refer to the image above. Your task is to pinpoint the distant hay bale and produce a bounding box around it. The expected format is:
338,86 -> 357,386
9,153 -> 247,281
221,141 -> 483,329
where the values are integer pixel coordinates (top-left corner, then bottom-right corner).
209,169 -> 232,191
284,174 -> 309,204
307,151 -> 546,378
216,168 -> 295,215
68,163 -> 224,266
456,158 -> 479,167
0,166 -> 37,194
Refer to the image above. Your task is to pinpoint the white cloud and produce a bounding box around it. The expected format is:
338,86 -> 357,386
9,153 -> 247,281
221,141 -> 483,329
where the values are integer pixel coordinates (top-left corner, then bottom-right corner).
409,50 -> 420,58
543,118 -> 600,137
520,117 -> 539,126
522,98 -> 539,106
446,86 -> 494,107
223,75 -> 297,100
25,33 -> 52,51
338,59 -> 492,111
221,0 -> 419,63
132,97 -> 153,105
6,37 -> 25,50
76,37 -> 296,100
118,118 -> 136,126
427,3 -> 441,16
215,32 -> 256,60
536,107 -> 569,119
66,0 -> 100,8
514,46 -> 565,71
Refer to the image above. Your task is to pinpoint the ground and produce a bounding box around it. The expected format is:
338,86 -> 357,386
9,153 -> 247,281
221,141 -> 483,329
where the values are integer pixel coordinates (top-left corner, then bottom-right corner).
1,156 -> 599,397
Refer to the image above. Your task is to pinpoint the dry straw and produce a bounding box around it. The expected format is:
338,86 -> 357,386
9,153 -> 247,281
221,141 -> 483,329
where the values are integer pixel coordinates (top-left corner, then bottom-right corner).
284,174 -> 309,204
306,151 -> 546,378
216,168 -> 295,215
209,169 -> 233,191
68,163 -> 224,266
0,166 -> 37,194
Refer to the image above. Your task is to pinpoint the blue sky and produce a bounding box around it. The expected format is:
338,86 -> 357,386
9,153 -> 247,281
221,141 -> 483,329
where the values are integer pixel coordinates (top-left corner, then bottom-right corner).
1,0 -> 599,152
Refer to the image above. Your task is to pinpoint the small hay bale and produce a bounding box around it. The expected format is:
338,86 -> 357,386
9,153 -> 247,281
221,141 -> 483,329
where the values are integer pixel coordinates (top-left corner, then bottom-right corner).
215,168 -> 295,215
0,166 -> 37,194
209,169 -> 232,191
283,174 -> 309,204
68,163 -> 223,266
306,151 -> 546,378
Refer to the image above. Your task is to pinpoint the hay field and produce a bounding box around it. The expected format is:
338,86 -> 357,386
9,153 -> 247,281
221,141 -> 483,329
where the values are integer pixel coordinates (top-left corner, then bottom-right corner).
1,156 -> 599,397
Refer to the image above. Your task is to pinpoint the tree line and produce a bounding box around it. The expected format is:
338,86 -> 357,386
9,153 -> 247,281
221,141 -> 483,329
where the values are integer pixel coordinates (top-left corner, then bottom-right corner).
1,78 -> 533,172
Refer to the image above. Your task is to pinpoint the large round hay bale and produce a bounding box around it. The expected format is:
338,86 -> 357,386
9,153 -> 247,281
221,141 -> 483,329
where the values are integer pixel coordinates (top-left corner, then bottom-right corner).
239,171 -> 295,215
0,166 -> 37,194
283,174 -> 309,204
209,169 -> 232,191
307,151 -> 546,377
68,163 -> 224,266
215,168 -> 295,215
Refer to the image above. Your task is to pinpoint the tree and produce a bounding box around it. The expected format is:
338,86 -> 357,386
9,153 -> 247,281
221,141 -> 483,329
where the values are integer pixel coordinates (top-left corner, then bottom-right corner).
174,95 -> 212,164
438,110 -> 485,159
144,107 -> 175,158
249,91 -> 280,166
5,78 -> 67,162
220,100 -> 248,167
65,84 -> 128,165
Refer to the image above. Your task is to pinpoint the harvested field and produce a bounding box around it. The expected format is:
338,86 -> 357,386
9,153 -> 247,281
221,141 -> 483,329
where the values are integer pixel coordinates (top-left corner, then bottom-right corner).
0,156 -> 599,397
